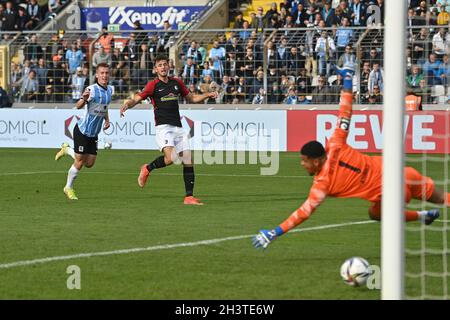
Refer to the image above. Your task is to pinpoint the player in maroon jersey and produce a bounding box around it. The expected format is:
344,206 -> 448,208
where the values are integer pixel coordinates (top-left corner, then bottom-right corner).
120,55 -> 217,205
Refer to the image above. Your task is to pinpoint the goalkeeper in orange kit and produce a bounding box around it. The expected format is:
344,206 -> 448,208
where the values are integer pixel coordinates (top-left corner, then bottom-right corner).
253,67 -> 449,249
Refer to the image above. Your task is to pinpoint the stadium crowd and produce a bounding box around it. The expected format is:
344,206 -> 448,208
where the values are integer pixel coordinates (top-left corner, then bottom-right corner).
2,0 -> 450,106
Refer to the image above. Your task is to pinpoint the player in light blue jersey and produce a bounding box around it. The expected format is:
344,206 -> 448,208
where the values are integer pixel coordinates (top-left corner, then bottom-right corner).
55,63 -> 112,200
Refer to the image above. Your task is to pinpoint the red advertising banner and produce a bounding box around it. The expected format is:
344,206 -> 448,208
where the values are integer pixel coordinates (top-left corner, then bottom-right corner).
287,110 -> 450,153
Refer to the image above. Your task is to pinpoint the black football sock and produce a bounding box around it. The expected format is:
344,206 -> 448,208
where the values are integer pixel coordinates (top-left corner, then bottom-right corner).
183,166 -> 195,197
147,156 -> 166,172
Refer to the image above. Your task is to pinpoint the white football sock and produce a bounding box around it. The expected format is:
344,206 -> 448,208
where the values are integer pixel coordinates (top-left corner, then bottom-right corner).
66,147 -> 75,159
65,165 -> 79,188
417,210 -> 428,217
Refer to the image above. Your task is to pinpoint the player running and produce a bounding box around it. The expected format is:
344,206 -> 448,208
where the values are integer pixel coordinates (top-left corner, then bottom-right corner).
55,63 -> 112,200
119,55 -> 218,205
253,67 -> 449,249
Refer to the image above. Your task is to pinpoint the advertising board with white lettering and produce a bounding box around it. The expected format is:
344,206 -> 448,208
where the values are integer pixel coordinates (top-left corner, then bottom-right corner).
0,109 -> 287,152
287,110 -> 450,153
80,6 -> 205,31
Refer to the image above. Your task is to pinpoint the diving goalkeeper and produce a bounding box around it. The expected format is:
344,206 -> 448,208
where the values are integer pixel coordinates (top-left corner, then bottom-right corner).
253,67 -> 449,249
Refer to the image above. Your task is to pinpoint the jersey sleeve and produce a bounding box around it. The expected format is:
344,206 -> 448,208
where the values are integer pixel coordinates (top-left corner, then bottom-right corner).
328,91 -> 353,147
174,77 -> 190,97
86,85 -> 95,102
137,81 -> 155,100
279,179 -> 329,233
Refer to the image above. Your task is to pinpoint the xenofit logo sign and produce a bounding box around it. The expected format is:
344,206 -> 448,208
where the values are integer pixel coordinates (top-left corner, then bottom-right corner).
109,7 -> 191,28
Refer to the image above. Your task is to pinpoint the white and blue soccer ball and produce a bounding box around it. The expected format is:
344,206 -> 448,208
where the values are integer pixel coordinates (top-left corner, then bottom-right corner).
104,140 -> 112,149
340,257 -> 370,287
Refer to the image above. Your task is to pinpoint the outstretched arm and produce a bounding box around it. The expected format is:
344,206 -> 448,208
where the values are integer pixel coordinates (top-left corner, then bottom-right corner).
252,182 -> 328,249
185,91 -> 218,103
120,95 -> 143,117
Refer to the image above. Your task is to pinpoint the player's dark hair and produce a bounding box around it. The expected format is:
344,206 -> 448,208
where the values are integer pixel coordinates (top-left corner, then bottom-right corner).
155,54 -> 169,63
301,141 -> 325,159
96,62 -> 110,70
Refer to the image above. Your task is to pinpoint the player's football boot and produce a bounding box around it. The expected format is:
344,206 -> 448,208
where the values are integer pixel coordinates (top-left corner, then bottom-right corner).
63,187 -> 78,200
336,65 -> 355,79
55,142 -> 69,160
138,164 -> 150,188
183,196 -> 204,205
423,209 -> 440,225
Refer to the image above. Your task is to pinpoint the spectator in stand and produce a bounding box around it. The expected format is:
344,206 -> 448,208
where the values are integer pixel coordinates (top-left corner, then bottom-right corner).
322,1 -> 337,27
182,57 -> 198,85
25,0 -> 42,30
226,35 -> 243,60
132,19 -> 147,49
46,0 -> 64,20
335,17 -> 354,59
407,64 -> 425,88
97,26 -> 114,54
360,61 -> 371,95
422,53 -> 443,85
49,61 -> 69,102
438,54 -> 450,86
157,20 -> 172,54
368,62 -> 384,95
24,34 -> 43,65
365,47 -> 383,67
17,70 -> 39,102
92,45 -> 112,71
135,43 -> 153,88
239,20 -> 251,43
0,85 -> 12,108
35,58 -> 48,96
232,76 -> 247,103
296,68 -> 311,95
66,41 -> 83,74
264,2 -> 279,22
311,75 -> 331,104
432,28 -> 449,60
233,12 -> 246,28
225,51 -> 240,79
293,3 -> 308,27
412,28 -> 431,65
252,88 -> 265,104
268,82 -> 283,104
209,40 -> 226,83
284,87 -> 299,104
43,84 -> 55,103
350,0 -> 367,26
17,6 -> 28,31
186,40 -> 202,66
251,69 -> 264,100
415,1 -> 427,16
242,47 -> 261,80
201,61 -> 214,82
70,66 -> 87,103
111,48 -> 129,96
277,36 -> 289,75
251,7 -> 265,30
287,46 -> 305,77
1,1 -> 18,31
315,30 -> 335,77
220,75 -> 234,104
337,44 -> 356,69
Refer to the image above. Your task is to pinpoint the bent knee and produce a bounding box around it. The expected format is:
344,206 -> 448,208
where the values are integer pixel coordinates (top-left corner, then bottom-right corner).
84,162 -> 95,168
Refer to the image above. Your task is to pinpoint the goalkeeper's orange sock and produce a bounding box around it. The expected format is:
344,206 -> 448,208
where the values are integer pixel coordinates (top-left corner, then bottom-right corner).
447,193 -> 450,206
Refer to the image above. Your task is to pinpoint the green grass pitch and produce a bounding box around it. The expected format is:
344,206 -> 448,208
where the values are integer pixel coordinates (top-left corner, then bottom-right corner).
0,148 -> 448,299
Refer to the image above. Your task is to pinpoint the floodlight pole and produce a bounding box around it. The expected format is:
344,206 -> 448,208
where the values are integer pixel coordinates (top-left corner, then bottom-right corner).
382,0 -> 406,300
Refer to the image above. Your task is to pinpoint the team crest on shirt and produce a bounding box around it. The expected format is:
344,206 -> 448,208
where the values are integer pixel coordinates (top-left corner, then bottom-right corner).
174,85 -> 178,90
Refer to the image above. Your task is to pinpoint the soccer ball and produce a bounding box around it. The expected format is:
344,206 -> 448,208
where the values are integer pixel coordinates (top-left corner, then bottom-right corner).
340,257 -> 370,287
104,140 -> 112,149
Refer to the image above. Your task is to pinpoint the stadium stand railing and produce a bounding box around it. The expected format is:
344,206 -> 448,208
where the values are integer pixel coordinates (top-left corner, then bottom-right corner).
2,24 -> 450,108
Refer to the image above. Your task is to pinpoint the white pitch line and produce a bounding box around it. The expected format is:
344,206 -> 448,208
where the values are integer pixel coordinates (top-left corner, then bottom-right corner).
0,171 -> 310,179
0,220 -> 375,270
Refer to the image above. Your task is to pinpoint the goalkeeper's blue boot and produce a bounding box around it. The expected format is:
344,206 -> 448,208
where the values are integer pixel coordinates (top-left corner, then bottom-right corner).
336,65 -> 355,90
424,209 -> 440,225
